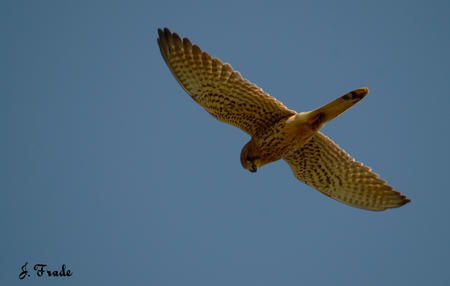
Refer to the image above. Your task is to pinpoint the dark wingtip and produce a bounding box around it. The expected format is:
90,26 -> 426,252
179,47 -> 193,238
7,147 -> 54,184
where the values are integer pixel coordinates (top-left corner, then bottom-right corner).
157,27 -> 172,39
157,28 -> 165,41
389,195 -> 411,210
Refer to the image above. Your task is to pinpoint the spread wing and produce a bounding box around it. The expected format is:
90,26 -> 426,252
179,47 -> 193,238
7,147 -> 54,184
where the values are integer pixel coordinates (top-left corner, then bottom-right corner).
283,132 -> 410,211
157,28 -> 296,136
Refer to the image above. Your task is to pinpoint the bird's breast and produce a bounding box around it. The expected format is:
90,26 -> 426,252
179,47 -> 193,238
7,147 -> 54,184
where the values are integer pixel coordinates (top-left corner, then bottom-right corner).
255,116 -> 315,165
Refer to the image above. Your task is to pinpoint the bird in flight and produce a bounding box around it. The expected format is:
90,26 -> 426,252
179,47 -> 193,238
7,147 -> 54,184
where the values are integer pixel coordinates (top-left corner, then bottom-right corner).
157,27 -> 410,211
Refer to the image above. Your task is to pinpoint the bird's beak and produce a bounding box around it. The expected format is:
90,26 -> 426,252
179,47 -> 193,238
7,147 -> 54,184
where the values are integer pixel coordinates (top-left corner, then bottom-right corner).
249,165 -> 257,173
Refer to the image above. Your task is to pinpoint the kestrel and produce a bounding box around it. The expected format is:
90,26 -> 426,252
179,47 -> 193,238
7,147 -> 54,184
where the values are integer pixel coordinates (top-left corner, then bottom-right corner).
157,27 -> 410,211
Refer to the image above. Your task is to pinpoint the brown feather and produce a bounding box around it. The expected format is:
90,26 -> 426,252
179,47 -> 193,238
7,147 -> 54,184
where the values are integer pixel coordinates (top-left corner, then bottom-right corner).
157,28 -> 295,136
283,132 -> 410,211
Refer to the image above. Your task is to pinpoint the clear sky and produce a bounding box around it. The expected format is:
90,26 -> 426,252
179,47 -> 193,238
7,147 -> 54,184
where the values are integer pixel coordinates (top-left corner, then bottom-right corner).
2,0 -> 450,285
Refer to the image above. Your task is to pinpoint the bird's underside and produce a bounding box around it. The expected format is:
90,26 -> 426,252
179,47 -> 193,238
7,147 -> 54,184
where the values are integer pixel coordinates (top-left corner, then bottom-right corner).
157,27 -> 410,211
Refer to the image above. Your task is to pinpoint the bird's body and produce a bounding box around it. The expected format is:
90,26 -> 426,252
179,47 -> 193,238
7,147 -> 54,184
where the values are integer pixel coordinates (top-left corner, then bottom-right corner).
157,27 -> 410,211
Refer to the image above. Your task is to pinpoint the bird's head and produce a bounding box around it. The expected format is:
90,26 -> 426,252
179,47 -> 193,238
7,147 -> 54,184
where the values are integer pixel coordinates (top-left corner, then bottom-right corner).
240,141 -> 261,173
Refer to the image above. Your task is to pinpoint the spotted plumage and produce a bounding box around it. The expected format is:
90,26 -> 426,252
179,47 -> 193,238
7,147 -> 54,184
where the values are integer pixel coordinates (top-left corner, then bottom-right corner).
157,27 -> 410,211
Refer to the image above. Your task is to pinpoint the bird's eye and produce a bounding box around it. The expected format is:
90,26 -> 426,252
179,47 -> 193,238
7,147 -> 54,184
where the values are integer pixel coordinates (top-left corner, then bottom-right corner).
246,156 -> 258,162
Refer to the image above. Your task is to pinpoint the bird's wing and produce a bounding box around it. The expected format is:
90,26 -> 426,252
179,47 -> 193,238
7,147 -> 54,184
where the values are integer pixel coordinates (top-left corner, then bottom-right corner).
157,28 -> 296,136
282,132 -> 410,211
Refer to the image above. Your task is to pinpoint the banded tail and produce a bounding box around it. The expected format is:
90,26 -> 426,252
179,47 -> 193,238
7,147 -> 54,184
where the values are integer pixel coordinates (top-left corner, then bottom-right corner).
302,88 -> 369,131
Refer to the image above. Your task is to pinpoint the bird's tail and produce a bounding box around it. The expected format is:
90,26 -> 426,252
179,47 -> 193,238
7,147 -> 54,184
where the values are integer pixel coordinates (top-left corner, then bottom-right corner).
301,87 -> 369,131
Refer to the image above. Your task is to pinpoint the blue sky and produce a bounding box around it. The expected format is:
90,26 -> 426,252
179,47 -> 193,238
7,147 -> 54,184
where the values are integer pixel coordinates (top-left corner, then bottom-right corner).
2,0 -> 450,285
